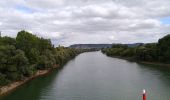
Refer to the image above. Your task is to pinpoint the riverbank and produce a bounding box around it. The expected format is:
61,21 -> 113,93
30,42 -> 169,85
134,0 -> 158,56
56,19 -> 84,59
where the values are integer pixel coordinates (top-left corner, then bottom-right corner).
0,65 -> 59,96
106,54 -> 170,67
139,61 -> 170,67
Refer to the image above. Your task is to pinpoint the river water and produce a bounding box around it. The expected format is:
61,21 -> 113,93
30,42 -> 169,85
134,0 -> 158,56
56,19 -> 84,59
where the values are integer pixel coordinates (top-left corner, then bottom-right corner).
1,51 -> 170,100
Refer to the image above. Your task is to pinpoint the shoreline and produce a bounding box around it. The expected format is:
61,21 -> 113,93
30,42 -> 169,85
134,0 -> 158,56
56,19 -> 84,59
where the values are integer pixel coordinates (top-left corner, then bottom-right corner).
106,55 -> 170,67
0,65 -> 59,96
138,61 -> 170,67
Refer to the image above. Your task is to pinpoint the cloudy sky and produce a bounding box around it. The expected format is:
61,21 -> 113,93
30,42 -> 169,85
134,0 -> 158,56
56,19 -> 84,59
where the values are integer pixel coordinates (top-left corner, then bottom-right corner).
0,0 -> 170,46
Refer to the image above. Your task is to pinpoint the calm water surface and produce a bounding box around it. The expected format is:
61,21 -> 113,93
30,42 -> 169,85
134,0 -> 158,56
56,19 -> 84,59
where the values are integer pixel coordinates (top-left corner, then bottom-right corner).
1,51 -> 170,100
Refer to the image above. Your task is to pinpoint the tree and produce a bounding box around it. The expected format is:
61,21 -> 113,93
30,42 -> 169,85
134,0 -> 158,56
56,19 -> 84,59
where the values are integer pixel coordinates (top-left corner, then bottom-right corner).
16,31 -> 39,60
0,73 -> 10,86
0,30 -> 81,86
29,48 -> 39,64
158,34 -> 170,63
0,36 -> 16,46
0,45 -> 30,82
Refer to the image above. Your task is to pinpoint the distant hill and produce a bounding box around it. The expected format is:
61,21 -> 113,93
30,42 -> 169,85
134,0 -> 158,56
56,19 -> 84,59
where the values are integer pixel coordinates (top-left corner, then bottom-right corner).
69,44 -> 112,49
69,43 -> 143,49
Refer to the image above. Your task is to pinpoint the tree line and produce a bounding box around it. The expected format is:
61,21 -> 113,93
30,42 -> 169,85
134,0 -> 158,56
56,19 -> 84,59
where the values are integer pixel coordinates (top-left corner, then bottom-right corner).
102,34 -> 170,63
0,31 -> 87,86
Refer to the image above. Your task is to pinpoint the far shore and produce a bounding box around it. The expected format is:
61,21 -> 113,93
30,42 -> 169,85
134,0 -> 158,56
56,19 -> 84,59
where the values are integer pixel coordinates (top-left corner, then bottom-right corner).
106,55 -> 170,67
0,65 -> 59,96
139,61 -> 170,67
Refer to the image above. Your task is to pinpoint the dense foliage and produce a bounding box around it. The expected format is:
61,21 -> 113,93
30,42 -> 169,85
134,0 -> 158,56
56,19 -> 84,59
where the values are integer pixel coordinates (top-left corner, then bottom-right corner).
0,31 -> 84,86
102,34 -> 170,63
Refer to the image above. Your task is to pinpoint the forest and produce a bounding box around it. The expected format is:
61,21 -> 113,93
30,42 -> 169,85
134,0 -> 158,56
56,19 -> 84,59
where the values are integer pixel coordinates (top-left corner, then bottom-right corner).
0,31 -> 86,86
102,34 -> 170,64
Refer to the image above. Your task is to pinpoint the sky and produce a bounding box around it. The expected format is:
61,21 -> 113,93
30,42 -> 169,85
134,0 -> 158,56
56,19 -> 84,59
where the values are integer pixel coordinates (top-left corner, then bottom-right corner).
0,0 -> 170,46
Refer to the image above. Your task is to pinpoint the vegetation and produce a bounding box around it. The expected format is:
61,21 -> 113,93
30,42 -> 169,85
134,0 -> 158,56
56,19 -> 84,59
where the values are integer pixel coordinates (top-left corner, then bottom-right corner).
0,31 -> 86,86
102,34 -> 170,64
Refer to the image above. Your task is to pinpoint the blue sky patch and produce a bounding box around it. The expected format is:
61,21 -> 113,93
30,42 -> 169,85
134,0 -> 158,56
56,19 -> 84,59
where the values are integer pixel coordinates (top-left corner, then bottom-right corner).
15,5 -> 34,13
160,17 -> 170,25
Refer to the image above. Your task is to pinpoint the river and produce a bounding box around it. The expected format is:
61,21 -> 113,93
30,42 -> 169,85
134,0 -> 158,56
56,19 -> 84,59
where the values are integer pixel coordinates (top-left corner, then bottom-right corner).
1,51 -> 170,100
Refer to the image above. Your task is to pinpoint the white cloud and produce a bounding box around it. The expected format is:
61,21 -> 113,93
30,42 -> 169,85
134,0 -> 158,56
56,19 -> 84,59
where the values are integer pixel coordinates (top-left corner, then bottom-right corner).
109,35 -> 115,40
0,0 -> 170,46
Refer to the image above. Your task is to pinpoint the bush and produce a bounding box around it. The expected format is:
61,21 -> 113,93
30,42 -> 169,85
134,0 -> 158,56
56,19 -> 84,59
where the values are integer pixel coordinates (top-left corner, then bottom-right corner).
0,73 -> 10,86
